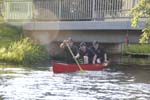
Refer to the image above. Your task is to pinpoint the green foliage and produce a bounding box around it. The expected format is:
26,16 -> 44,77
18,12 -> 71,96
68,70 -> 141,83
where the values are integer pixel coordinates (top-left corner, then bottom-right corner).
131,0 -> 150,43
0,25 -> 21,47
0,16 -> 4,22
0,0 -> 4,22
124,44 -> 150,54
140,26 -> 150,43
0,37 -> 49,65
0,25 -> 49,65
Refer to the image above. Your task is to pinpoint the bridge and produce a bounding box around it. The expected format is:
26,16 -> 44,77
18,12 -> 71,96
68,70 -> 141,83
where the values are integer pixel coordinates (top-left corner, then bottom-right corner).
3,0 -> 146,54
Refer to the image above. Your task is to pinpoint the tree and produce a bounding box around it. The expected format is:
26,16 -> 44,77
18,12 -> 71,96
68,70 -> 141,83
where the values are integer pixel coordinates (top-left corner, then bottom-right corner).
131,0 -> 150,43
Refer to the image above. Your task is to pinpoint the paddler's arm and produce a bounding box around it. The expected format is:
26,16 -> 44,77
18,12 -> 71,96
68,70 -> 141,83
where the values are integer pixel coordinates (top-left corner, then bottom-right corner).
74,53 -> 80,59
60,40 -> 67,48
92,54 -> 97,64
104,53 -> 108,62
103,53 -> 109,66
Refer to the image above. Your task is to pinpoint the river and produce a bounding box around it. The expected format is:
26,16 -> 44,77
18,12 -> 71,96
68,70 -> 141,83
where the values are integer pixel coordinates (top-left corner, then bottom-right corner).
0,62 -> 150,100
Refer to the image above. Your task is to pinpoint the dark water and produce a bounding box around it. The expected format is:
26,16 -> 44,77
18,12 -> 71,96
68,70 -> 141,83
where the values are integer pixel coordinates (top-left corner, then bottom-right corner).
0,63 -> 150,100
111,55 -> 150,66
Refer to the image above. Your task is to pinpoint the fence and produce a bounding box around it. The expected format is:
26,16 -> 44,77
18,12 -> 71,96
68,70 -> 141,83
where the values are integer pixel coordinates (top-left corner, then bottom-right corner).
3,0 -> 142,21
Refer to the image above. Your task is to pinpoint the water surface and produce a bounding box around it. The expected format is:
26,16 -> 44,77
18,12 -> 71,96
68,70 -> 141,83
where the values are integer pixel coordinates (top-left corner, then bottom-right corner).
0,64 -> 150,100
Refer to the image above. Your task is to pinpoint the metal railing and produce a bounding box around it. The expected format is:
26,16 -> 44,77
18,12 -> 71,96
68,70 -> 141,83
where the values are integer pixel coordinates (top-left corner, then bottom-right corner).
3,0 -> 142,21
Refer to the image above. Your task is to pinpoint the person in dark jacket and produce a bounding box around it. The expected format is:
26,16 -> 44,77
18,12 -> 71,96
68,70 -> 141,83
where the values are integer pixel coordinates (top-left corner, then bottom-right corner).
91,40 -> 108,64
75,42 -> 94,64
60,37 -> 78,64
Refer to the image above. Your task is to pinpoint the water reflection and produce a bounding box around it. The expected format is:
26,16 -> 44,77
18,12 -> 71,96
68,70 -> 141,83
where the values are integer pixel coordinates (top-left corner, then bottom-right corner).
111,55 -> 150,65
0,64 -> 150,100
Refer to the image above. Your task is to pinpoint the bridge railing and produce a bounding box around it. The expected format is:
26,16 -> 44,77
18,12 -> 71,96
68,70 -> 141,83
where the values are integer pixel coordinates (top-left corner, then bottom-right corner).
3,0 -> 145,21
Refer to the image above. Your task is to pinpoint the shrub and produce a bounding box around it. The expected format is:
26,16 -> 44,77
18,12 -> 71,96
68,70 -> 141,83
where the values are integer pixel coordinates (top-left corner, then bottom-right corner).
0,25 -> 21,47
0,37 -> 49,65
124,44 -> 150,54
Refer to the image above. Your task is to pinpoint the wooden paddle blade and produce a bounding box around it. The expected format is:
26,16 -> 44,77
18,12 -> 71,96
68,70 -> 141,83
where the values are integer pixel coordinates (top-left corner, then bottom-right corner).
80,70 -> 85,73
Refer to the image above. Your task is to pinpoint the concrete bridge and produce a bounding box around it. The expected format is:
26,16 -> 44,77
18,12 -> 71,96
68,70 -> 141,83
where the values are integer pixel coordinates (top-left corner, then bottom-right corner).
3,0 -> 146,55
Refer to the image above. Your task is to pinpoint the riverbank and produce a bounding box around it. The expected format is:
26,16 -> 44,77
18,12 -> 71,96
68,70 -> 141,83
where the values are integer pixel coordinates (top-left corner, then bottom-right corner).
0,24 -> 21,47
123,44 -> 150,56
0,24 -> 50,65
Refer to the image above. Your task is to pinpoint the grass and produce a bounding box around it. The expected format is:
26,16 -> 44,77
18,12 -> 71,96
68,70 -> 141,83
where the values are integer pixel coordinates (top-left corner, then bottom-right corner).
124,44 -> 150,54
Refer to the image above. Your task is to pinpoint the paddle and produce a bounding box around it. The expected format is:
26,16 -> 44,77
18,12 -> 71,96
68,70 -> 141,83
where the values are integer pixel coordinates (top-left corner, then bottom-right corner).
65,41 -> 84,73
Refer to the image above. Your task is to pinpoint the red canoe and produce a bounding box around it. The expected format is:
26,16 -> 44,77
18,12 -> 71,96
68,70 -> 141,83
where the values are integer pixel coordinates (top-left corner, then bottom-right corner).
52,61 -> 108,73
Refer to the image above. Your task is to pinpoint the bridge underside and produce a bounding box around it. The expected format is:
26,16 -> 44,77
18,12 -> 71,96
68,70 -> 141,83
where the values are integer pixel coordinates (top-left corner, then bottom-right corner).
25,30 -> 141,43
22,21 -> 144,30
24,30 -> 141,55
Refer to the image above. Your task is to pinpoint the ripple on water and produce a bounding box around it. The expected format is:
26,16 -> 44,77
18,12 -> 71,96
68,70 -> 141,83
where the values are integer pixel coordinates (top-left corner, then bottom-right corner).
0,67 -> 150,100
